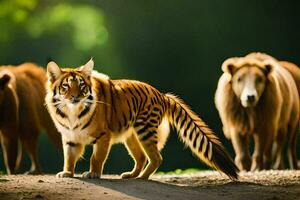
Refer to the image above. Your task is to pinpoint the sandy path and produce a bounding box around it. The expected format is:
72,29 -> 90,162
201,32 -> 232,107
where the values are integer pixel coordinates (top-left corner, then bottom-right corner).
1,170 -> 300,200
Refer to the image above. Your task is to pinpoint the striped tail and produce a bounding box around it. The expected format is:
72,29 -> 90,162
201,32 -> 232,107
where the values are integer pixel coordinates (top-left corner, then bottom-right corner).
165,93 -> 238,179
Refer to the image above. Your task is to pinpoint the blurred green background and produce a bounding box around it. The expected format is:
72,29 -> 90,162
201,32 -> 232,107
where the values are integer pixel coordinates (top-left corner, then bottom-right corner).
0,0 -> 300,174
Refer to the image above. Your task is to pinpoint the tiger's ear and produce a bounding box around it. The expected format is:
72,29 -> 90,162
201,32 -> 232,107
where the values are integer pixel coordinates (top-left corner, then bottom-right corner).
80,58 -> 94,77
47,61 -> 62,83
0,73 -> 11,89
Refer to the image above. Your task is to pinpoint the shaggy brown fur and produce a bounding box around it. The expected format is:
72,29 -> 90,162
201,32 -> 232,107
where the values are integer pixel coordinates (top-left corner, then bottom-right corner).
215,53 -> 299,171
0,63 -> 61,174
280,61 -> 300,97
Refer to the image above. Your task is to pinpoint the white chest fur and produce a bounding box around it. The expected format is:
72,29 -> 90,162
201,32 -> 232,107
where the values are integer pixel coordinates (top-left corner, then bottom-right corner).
53,103 -> 95,145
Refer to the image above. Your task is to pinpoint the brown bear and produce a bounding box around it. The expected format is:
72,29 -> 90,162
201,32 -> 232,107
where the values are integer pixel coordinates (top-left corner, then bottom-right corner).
0,63 -> 61,174
215,52 -> 299,171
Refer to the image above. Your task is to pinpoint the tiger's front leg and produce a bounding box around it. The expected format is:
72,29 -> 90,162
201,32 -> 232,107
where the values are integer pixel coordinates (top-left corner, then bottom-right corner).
82,133 -> 111,179
57,140 -> 84,178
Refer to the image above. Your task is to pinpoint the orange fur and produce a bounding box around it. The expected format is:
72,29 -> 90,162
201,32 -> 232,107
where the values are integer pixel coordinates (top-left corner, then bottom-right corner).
45,59 -> 238,180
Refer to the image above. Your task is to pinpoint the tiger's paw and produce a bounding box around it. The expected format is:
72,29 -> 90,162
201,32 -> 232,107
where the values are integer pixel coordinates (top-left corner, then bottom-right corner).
121,172 -> 139,179
82,171 -> 100,179
56,171 -> 73,178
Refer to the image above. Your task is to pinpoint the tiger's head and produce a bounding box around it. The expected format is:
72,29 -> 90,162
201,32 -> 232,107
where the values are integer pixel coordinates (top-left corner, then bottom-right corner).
46,59 -> 95,108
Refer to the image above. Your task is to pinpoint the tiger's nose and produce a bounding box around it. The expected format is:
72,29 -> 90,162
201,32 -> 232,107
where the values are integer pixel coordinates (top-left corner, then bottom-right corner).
71,95 -> 79,103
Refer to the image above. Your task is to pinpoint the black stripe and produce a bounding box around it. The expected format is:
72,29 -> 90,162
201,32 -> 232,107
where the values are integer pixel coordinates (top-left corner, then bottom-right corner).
181,112 -> 188,137
56,107 -> 66,118
141,131 -> 155,141
175,108 -> 182,126
98,81 -> 106,99
153,97 -> 157,104
137,124 -> 151,135
144,86 -> 150,95
131,84 -> 142,98
73,123 -> 80,130
137,115 -> 148,122
78,105 -> 91,118
117,121 -> 122,132
98,81 -> 108,125
120,86 -> 126,93
127,87 -> 135,96
132,83 -> 147,110
198,135 -> 205,152
150,112 -> 159,118
204,141 -> 210,159
87,95 -> 93,101
151,98 -> 155,105
189,126 -> 196,141
82,109 -> 96,130
140,98 -> 148,111
57,120 -> 69,129
134,121 -> 145,127
139,110 -> 149,116
52,97 -> 57,103
172,104 -> 177,120
126,99 -> 133,121
193,132 -> 199,148
108,80 -> 116,113
153,107 -> 160,112
161,98 -> 166,111
149,119 -> 157,125
185,119 -> 193,136
153,90 -> 161,102
53,86 -> 57,96
131,97 -> 138,113
122,112 -> 127,127
66,142 -> 78,147
137,85 -> 147,97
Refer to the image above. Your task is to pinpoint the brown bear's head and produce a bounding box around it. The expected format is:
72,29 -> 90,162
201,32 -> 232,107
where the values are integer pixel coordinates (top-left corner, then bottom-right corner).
222,57 -> 273,108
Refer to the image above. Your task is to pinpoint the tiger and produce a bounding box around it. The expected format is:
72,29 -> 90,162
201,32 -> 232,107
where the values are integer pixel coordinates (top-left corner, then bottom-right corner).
45,59 -> 238,180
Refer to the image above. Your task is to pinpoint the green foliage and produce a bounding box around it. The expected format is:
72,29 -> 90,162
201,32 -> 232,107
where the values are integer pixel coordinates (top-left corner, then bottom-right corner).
27,3 -> 108,50
0,0 -> 299,174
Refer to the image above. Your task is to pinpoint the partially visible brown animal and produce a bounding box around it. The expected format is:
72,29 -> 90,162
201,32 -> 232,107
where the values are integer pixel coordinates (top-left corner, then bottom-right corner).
215,52 -> 299,171
0,63 -> 61,174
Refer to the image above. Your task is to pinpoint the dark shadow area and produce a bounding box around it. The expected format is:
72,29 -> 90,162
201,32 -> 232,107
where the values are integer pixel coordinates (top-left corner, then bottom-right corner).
77,177 -> 222,200
77,176 -> 300,200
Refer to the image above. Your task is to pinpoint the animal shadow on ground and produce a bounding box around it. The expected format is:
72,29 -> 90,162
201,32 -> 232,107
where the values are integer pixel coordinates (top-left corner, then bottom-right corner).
77,176 -> 299,200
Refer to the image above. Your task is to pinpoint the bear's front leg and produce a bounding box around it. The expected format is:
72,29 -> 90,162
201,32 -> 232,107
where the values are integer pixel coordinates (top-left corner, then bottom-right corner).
231,131 -> 251,171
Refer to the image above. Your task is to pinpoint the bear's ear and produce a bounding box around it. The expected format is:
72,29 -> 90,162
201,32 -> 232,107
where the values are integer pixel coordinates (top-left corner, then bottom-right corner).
222,58 -> 237,75
262,60 -> 274,76
0,73 -> 11,89
47,61 -> 62,83
264,64 -> 273,75
80,58 -> 94,77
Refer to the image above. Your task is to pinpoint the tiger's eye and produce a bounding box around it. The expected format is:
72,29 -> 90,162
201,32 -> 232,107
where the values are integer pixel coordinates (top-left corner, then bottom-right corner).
60,87 -> 67,94
82,87 -> 89,96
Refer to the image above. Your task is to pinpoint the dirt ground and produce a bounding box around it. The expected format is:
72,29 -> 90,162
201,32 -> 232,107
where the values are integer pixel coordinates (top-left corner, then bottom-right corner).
1,170 -> 300,200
